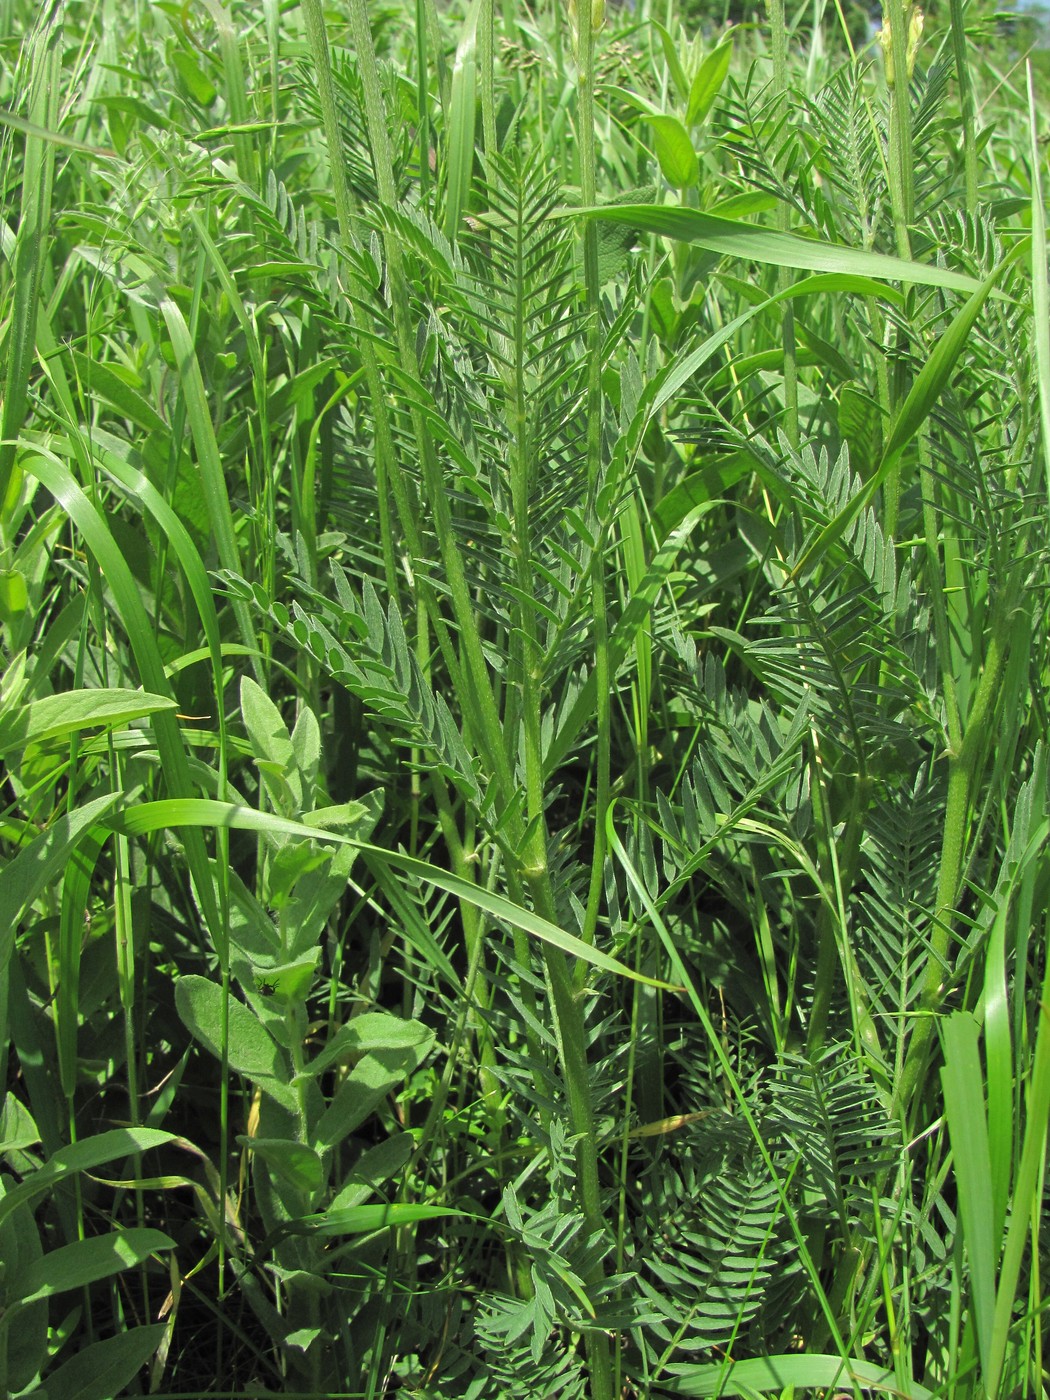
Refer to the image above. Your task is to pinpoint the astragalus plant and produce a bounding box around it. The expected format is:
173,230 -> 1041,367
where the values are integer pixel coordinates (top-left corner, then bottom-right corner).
1,0 -> 1049,1396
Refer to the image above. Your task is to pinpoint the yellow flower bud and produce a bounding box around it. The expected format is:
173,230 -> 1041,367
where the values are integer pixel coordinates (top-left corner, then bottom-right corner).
907,7 -> 925,78
877,14 -> 895,87
878,5 -> 924,88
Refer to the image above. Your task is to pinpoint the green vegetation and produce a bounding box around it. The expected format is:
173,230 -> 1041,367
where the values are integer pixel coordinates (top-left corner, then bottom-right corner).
1,0 -> 1049,1395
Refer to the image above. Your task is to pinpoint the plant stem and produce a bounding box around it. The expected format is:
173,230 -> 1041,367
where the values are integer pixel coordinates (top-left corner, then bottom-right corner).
570,1 -> 615,1393
767,0 -> 800,449
948,0 -> 979,214
895,589 -> 1014,1121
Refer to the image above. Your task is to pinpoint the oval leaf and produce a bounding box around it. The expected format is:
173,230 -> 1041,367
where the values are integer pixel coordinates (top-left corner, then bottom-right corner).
0,688 -> 177,759
687,36 -> 733,127
304,1013 -> 435,1080
175,974 -> 293,1105
650,115 -> 699,189
16,1229 -> 174,1303
240,1138 -> 324,1198
29,1324 -> 168,1400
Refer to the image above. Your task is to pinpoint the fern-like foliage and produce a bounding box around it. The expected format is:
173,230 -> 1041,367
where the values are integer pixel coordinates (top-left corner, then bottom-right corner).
850,763 -> 944,1042
290,50 -> 415,206
220,568 -> 483,806
766,1043 -> 901,1241
804,63 -> 887,246
627,1112 -> 799,1357
710,434 -> 933,780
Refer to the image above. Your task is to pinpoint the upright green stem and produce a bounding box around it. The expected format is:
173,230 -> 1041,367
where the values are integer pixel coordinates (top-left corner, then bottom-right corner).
0,3 -> 60,518
302,0 -> 402,602
884,0 -> 915,259
894,591 -> 1014,1121
345,5 -> 611,1391
569,4 -> 614,1395
479,0 -> 497,157
948,0 -> 979,214
578,0 -> 612,977
767,0 -> 800,448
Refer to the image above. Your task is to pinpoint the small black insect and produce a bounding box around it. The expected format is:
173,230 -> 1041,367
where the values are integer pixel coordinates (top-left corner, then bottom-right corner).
256,979 -> 277,997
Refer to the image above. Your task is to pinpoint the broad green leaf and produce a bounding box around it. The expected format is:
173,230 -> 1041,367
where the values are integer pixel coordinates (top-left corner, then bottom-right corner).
313,1046 -> 430,1150
70,350 -> 167,434
0,1097 -> 40,1152
686,36 -> 733,126
665,1353 -> 935,1398
172,46 -> 216,105
0,1175 -> 47,1390
0,1130 -> 175,1231
275,1201 -> 476,1239
291,704 -> 321,795
241,675 -> 300,812
250,955 -> 319,1004
241,1138 -> 324,1199
445,0 -> 481,241
941,1012 -> 996,1384
14,1229 -> 174,1304
174,975 -> 295,1109
107,799 -> 679,989
331,1134 -> 414,1211
570,202 -> 993,294
650,115 -> 699,188
0,567 -> 28,623
651,456 -> 753,539
26,1324 -> 168,1400
0,688 -> 176,758
653,20 -> 689,104
303,1013 -> 435,1080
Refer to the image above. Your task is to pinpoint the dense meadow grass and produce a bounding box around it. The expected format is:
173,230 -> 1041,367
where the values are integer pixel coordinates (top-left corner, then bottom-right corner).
1,0 -> 1050,1395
